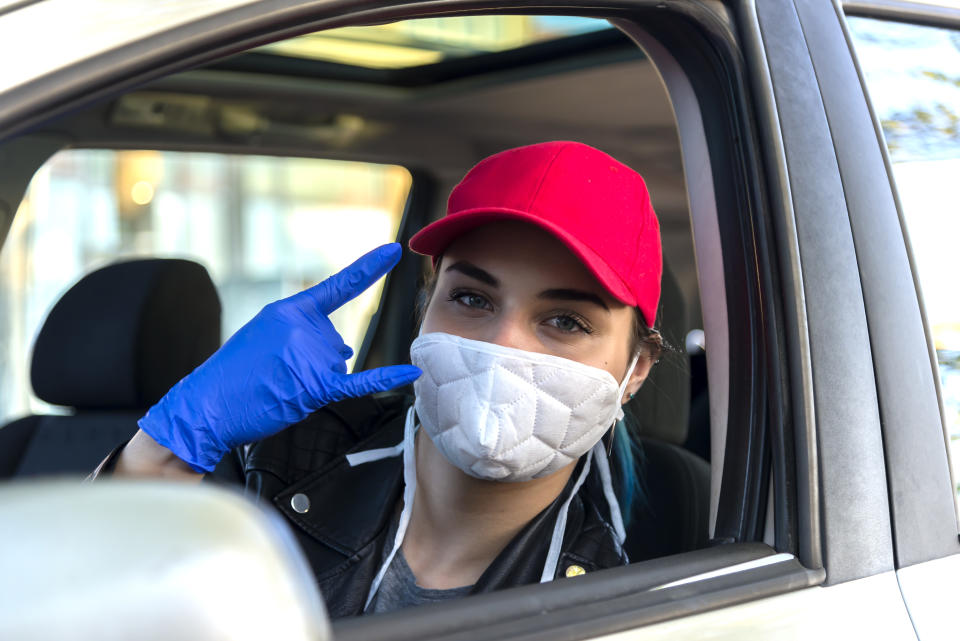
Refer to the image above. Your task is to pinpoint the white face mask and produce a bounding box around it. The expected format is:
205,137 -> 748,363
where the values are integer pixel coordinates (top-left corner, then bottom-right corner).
410,332 -> 639,482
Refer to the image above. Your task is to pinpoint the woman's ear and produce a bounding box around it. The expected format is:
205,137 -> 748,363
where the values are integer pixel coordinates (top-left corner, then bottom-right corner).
621,354 -> 655,404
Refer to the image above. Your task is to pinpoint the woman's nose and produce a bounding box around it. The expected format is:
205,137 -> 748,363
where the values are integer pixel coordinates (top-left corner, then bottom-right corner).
485,315 -> 540,353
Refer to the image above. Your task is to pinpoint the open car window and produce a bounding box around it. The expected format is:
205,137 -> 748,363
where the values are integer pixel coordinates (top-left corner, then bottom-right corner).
0,150 -> 410,422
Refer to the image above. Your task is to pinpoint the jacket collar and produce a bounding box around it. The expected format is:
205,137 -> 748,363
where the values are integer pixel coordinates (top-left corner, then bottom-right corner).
273,417 -> 404,557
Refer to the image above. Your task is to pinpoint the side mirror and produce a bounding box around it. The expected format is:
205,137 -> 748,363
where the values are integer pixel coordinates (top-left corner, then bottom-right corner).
0,481 -> 331,641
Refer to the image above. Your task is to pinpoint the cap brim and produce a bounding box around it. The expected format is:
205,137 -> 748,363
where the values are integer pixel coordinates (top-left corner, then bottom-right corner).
408,208 -> 637,307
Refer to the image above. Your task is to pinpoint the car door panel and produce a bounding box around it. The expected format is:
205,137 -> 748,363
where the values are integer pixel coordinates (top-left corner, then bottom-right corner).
605,571 -> 915,640
896,554 -> 960,641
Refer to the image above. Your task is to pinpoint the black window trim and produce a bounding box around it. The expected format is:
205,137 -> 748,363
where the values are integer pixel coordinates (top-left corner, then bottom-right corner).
735,0 -> 820,571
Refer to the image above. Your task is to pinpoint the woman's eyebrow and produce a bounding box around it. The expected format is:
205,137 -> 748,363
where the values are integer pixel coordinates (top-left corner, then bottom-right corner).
538,289 -> 610,311
444,261 -> 499,287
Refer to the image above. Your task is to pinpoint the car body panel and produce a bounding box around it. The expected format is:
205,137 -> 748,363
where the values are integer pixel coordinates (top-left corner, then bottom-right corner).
758,0 -> 897,583
897,554 -> 960,641
0,0 -> 261,93
599,571 -> 916,640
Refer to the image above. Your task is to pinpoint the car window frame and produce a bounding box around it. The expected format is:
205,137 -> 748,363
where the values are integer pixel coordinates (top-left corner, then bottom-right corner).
354,167 -> 437,373
750,0 -> 910,586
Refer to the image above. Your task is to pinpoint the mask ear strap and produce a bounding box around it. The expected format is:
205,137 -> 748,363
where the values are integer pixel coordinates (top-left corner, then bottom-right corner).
592,439 -> 627,547
606,350 -> 640,455
615,352 -> 641,421
363,405 -> 418,611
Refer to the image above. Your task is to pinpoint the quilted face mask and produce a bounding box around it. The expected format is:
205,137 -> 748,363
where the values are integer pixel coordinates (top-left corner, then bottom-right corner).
410,332 -> 639,482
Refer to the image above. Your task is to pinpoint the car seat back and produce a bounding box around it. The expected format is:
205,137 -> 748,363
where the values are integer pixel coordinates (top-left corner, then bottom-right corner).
0,258 -> 220,478
624,437 -> 711,561
620,261 -> 711,559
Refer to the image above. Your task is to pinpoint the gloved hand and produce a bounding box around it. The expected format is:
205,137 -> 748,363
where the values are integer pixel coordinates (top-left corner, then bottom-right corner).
138,243 -> 421,473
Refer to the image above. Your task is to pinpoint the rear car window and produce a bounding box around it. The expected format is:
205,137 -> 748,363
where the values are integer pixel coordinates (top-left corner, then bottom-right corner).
847,16 -> 960,511
0,149 -> 411,423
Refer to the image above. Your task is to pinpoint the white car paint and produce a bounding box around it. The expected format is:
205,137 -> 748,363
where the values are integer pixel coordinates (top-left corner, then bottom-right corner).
601,571 -> 916,640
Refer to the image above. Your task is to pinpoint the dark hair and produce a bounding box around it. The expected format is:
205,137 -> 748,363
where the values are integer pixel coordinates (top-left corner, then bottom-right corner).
630,310 -> 663,363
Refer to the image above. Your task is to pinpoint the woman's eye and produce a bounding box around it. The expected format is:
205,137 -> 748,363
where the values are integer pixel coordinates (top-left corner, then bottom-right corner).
450,291 -> 492,311
548,314 -> 591,334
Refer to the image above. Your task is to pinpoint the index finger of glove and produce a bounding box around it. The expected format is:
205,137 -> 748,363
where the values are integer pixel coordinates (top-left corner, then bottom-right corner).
304,243 -> 402,315
325,364 -> 422,403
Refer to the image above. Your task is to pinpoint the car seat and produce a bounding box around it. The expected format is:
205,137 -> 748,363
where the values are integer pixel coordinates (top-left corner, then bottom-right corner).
0,258 -> 220,478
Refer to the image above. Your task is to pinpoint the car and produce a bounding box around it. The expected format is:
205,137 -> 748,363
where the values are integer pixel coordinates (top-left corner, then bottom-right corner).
0,0 -> 959,639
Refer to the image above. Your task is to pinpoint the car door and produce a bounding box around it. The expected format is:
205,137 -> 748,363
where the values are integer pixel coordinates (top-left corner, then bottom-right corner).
2,1 -> 956,639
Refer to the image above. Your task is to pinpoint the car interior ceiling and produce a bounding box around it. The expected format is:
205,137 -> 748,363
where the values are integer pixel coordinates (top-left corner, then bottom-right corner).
0,18 -> 712,563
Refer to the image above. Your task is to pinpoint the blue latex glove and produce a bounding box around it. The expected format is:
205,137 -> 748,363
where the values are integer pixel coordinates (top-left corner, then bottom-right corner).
139,243 -> 421,473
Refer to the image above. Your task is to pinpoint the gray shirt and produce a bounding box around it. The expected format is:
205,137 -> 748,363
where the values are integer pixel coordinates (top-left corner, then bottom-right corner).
367,519 -> 473,614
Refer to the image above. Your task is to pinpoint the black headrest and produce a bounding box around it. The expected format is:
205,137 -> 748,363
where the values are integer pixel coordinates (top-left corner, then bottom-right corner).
31,259 -> 221,411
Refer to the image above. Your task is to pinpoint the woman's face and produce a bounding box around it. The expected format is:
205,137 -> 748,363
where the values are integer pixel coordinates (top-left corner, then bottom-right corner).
421,221 -> 652,394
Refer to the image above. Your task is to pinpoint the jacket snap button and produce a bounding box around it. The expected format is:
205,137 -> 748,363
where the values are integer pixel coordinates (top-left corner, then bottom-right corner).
565,565 -> 586,578
290,493 -> 310,514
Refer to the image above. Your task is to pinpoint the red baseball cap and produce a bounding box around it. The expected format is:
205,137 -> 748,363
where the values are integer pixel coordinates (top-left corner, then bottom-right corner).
409,141 -> 662,327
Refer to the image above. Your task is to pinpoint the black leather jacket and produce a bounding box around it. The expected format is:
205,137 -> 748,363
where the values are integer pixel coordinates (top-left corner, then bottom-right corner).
203,393 -> 628,618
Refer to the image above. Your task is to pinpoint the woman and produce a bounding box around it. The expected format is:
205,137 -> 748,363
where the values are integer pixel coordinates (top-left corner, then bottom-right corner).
105,141 -> 664,617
